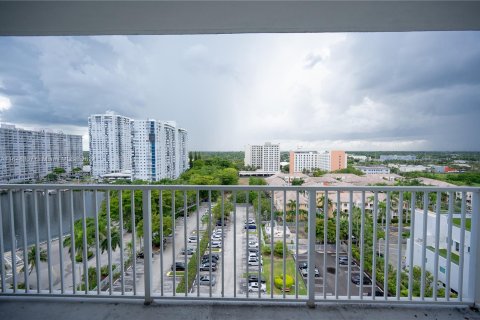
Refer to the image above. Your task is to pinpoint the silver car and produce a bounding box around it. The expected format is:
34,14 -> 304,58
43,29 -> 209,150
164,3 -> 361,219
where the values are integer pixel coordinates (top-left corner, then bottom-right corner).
198,275 -> 216,286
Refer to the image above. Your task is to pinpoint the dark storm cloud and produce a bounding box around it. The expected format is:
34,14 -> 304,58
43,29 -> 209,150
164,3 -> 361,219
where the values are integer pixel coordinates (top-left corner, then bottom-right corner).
0,32 -> 479,151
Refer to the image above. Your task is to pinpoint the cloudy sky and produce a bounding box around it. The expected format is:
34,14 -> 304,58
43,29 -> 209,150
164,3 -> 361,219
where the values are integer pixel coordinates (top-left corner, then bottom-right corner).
0,32 -> 479,151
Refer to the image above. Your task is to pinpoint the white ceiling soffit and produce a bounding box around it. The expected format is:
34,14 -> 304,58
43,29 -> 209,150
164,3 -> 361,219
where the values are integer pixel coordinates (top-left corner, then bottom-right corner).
0,1 -> 480,36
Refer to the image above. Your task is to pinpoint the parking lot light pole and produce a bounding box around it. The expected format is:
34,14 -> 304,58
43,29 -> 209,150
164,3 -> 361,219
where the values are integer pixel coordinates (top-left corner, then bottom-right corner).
307,190 -> 316,308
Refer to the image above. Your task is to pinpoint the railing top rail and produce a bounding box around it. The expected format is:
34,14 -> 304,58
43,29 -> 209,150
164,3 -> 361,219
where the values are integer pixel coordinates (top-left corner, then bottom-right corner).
1,184 -> 479,193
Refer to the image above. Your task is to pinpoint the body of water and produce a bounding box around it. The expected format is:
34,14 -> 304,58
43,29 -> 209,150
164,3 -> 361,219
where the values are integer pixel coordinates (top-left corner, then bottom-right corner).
1,190 -> 104,252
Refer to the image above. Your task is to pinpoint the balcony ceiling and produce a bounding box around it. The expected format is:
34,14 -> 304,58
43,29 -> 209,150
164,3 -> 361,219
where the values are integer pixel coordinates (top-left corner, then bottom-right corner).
0,1 -> 480,36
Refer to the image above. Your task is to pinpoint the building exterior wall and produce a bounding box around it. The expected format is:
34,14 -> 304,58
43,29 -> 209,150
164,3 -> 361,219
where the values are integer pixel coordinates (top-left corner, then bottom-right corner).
245,142 -> 279,173
290,150 -> 347,173
0,123 -> 83,183
94,115 -> 189,182
88,112 -> 133,178
330,150 -> 347,171
405,209 -> 471,294
355,166 -> 390,174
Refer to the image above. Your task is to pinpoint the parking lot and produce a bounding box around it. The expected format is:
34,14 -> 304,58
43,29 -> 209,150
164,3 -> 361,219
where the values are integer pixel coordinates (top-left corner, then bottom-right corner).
295,246 -> 383,297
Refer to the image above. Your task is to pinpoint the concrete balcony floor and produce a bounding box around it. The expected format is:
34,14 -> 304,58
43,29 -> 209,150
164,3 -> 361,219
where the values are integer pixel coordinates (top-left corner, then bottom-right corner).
1,298 -> 479,320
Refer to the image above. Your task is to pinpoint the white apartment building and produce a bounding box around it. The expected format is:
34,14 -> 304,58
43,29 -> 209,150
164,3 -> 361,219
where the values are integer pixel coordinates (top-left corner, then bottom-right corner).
289,150 -> 347,173
88,112 -> 133,178
244,142 -> 280,173
131,120 -> 188,181
406,209 -> 471,294
0,123 -> 83,183
89,113 -> 188,181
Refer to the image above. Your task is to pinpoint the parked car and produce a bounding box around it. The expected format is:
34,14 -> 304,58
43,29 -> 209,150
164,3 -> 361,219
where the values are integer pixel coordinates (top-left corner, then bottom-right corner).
248,241 -> 258,248
244,224 -> 257,230
245,218 -> 256,224
188,235 -> 198,243
202,253 -> 219,261
248,274 -> 266,284
171,262 -> 186,271
351,275 -> 372,285
216,219 -> 227,226
248,282 -> 266,293
248,257 -> 262,266
200,263 -> 217,272
208,241 -> 222,248
338,256 -> 355,266
211,234 -> 222,241
300,267 -> 320,278
197,275 -> 216,286
248,252 -> 258,259
181,247 -> 195,255
298,262 -> 308,270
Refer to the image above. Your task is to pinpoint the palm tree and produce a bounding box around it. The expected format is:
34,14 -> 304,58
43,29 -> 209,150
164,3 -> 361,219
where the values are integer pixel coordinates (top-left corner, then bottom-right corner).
100,227 -> 121,254
287,199 -> 296,212
317,195 -> 334,218
26,245 -> 47,275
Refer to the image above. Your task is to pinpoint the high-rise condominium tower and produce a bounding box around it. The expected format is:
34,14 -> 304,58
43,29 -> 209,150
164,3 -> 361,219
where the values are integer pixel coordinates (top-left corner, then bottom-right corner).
89,112 -> 189,181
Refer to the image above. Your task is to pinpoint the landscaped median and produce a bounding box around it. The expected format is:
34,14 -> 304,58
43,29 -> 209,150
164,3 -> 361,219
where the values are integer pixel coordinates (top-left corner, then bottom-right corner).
175,227 -> 211,293
261,243 -> 307,295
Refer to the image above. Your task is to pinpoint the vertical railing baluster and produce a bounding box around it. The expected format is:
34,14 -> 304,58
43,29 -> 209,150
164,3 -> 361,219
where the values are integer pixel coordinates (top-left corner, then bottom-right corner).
9,191 -> 17,292
335,191 -> 340,299
458,191 -> 467,301
131,190 -> 137,296
57,190 -> 64,293
384,192 -> 391,300
222,190 -> 226,298
208,190 -> 212,298
160,190 -> 164,297
195,190 -> 200,297
233,191 -> 237,298
307,189 -> 316,308
245,191 -> 249,299
458,192 -> 466,301
372,192 -> 378,300
446,191 -> 454,300
360,191 -> 365,299
433,192 -> 441,300
295,190 -> 299,299
270,191 -> 274,299
408,192 -> 416,300
420,192 -> 428,300
69,190 -> 76,294
396,192 -> 403,300
347,191 -> 353,300
81,190 -> 88,294
172,190 -> 176,296
468,190 -> 480,305
282,190 -> 286,299
106,191 -> 113,295
257,191 -> 261,299
183,191 -> 188,297
119,190 -> 125,295
21,190 -> 29,292
0,191 -> 6,292
143,189 -> 153,304
323,191 -> 328,299
94,190 -> 101,294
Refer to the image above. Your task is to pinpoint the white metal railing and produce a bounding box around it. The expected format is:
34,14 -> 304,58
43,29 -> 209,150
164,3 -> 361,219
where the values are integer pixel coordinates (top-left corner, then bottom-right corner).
0,184 -> 478,307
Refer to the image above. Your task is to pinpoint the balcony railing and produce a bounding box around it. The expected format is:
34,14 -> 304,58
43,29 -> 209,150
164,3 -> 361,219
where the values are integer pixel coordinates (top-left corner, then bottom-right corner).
0,184 -> 478,307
